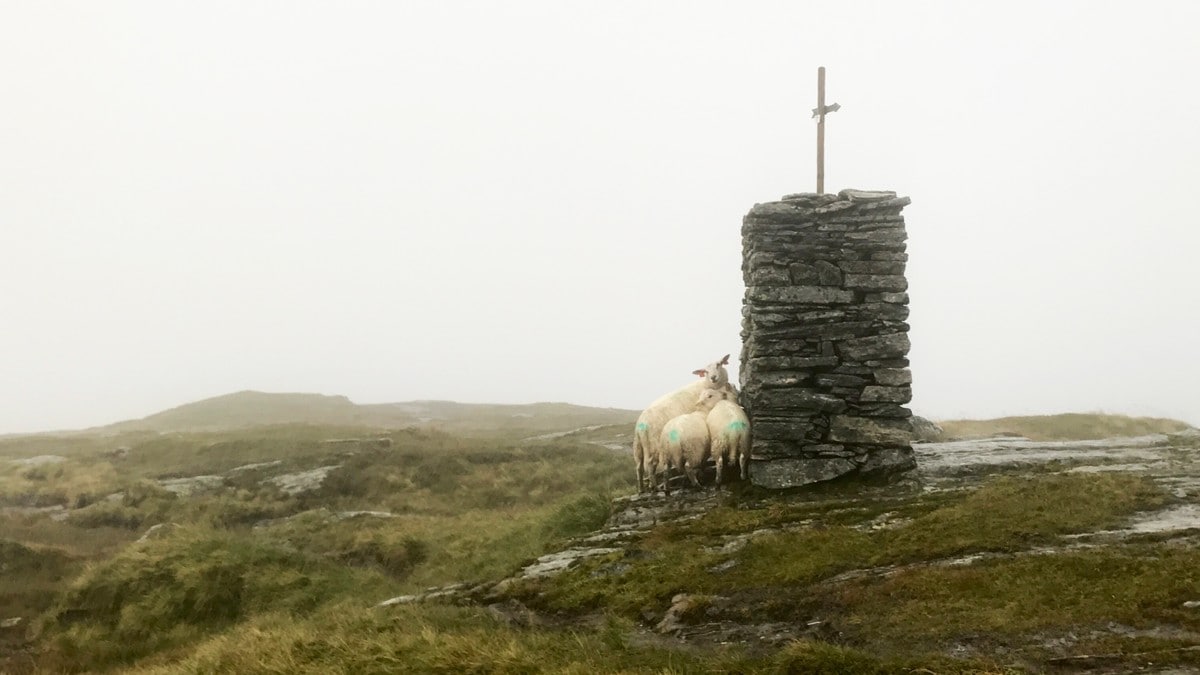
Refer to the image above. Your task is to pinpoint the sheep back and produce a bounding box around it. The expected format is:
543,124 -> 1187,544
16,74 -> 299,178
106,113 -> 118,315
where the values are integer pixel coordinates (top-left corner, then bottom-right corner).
706,400 -> 751,481
660,411 -> 711,488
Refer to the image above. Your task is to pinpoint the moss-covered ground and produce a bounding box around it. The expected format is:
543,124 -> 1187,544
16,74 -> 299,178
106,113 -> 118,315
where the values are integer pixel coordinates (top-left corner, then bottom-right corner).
1,414 -> 1197,673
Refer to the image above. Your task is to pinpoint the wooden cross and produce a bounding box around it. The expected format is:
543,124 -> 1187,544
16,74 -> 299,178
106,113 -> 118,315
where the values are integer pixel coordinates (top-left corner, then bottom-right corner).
811,66 -> 840,194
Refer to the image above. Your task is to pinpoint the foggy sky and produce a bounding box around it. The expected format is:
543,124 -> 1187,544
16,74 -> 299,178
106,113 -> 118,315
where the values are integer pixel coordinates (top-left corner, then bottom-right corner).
3,1 -> 1198,434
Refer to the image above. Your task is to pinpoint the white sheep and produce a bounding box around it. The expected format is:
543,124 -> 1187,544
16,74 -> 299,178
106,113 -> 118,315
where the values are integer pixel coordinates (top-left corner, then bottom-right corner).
697,387 -> 751,484
633,354 -> 736,493
657,411 -> 710,494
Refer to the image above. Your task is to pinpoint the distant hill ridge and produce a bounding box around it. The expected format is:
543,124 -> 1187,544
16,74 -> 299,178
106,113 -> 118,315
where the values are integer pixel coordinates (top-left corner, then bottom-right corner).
97,390 -> 640,434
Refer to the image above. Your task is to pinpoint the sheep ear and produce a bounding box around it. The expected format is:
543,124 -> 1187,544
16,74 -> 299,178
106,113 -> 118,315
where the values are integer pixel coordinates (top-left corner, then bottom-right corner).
719,354 -> 730,366
693,369 -> 708,378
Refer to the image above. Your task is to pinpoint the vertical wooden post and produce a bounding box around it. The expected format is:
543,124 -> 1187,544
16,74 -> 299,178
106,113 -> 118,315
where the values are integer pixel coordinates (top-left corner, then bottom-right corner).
816,66 -> 826,194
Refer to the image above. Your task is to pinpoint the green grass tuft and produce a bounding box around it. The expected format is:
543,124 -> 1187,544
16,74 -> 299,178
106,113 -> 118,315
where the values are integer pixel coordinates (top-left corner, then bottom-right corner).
35,526 -> 400,671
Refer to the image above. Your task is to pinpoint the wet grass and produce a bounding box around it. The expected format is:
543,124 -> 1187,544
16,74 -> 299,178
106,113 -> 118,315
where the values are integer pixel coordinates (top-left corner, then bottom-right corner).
5,412 -> 1197,673
523,473 -> 1171,622
826,546 -> 1200,648
33,526 -> 403,672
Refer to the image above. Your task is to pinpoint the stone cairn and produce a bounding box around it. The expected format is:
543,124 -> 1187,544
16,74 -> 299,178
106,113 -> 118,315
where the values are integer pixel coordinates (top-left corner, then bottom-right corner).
740,189 -> 915,488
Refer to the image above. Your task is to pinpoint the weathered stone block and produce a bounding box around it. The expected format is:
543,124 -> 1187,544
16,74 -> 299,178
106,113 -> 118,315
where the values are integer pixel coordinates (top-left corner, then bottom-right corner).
843,274 -> 908,292
749,389 -> 847,414
749,417 -> 818,440
749,457 -> 857,488
836,333 -> 910,361
828,416 -> 913,445
815,373 -> 869,389
815,260 -> 843,286
874,368 -> 913,386
848,403 -> 913,418
837,260 -> 906,275
756,371 -> 811,388
748,286 -> 856,305
748,266 -> 791,286
860,386 -> 913,403
748,356 -> 840,370
857,447 -> 916,476
864,292 -> 910,304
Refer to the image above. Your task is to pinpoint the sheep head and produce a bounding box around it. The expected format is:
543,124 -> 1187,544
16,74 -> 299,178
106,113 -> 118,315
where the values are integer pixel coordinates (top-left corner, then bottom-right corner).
692,354 -> 732,388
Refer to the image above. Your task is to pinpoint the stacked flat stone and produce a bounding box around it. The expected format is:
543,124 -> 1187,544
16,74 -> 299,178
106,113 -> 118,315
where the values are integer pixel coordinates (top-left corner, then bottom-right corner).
740,189 -> 915,489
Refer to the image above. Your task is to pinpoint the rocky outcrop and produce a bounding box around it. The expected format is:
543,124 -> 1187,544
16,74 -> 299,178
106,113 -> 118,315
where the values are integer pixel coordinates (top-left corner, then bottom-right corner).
909,416 -> 944,443
741,190 -> 915,488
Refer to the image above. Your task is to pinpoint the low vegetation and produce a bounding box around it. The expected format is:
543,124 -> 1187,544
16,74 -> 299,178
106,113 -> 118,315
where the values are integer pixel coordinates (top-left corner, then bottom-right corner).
937,412 -> 1191,441
0,402 -> 1196,673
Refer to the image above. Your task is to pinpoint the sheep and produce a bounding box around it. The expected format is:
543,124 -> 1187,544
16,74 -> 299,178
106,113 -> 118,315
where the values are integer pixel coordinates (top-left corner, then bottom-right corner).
633,354 -> 736,493
657,411 -> 710,494
697,387 -> 751,484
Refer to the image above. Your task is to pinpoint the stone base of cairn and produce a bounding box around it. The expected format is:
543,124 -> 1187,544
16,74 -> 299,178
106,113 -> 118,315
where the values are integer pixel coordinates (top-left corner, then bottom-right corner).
740,189 -> 915,488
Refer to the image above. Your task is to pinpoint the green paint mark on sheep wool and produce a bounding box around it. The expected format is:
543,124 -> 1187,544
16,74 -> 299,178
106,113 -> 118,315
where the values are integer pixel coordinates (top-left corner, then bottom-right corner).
668,429 -> 681,443
636,422 -> 649,432
727,421 -> 748,432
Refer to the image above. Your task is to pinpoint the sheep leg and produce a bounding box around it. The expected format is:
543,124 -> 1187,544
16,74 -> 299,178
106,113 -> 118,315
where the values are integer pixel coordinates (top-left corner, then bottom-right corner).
635,454 -> 645,493
714,452 -> 725,488
740,450 -> 749,481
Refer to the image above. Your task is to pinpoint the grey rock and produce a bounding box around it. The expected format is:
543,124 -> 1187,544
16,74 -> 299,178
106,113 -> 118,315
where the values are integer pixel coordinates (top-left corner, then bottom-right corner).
828,416 -> 914,445
747,202 -> 816,221
520,547 -> 621,579
1167,428 -> 1200,447
843,274 -> 908,292
263,465 -> 342,496
750,457 -> 857,488
874,368 -> 913,386
159,474 -> 225,497
749,389 -> 846,413
756,371 -> 810,388
836,333 -> 910,361
377,594 -> 422,607
815,260 -> 843,286
837,260 -> 906,275
838,189 -> 898,202
816,373 -> 869,389
227,460 -> 283,474
748,266 -> 791,286
866,292 -> 910,304
748,417 -> 817,441
857,447 -> 916,476
748,285 -> 855,305
748,356 -> 839,370
789,262 -> 819,283
910,416 -> 944,443
657,593 -> 725,634
860,386 -> 913,403
333,510 -> 396,521
812,199 -> 857,215
849,403 -> 913,419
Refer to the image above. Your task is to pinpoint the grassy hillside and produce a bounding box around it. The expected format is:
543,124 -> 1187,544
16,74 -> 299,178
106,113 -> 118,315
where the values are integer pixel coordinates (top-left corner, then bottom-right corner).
937,413 -> 1193,441
90,391 -> 638,437
0,422 -> 636,673
4,404 -> 1199,672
